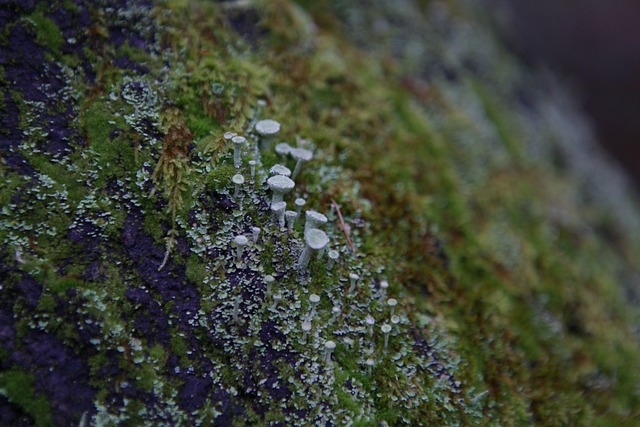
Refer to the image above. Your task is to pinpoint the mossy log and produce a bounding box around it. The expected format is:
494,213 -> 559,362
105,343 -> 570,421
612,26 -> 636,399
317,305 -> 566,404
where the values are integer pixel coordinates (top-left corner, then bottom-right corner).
1,0 -> 640,425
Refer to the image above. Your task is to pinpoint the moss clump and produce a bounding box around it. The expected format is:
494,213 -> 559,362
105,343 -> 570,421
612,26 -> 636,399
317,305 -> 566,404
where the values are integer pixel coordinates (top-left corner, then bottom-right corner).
25,12 -> 64,58
205,163 -> 237,192
185,253 -> 207,283
0,368 -> 53,427
81,99 -> 136,186
49,277 -> 81,295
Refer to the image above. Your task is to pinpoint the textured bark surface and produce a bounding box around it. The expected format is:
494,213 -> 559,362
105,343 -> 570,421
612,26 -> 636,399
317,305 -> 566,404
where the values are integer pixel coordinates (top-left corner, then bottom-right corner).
1,0 -> 640,425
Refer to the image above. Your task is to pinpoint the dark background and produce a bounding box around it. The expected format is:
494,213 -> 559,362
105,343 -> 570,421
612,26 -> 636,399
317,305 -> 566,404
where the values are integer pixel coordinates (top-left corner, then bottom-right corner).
495,0 -> 640,191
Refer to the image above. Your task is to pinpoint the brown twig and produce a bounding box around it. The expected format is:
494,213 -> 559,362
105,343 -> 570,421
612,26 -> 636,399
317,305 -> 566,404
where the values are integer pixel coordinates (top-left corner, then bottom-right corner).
331,199 -> 356,254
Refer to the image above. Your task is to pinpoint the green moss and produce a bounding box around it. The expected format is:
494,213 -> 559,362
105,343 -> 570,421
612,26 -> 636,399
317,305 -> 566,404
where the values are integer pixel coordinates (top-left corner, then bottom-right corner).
83,100 -> 116,139
334,373 -> 362,415
117,43 -> 151,66
37,293 -> 56,312
0,368 -> 53,427
468,77 -> 523,162
185,254 -> 207,284
24,12 -> 64,58
149,345 -> 167,365
82,99 -> 137,186
89,353 -> 109,379
142,212 -> 165,242
351,419 -> 378,427
187,114 -> 216,140
50,276 -> 81,295
136,363 -> 157,391
62,0 -> 80,12
170,332 -> 188,359
205,163 -> 237,192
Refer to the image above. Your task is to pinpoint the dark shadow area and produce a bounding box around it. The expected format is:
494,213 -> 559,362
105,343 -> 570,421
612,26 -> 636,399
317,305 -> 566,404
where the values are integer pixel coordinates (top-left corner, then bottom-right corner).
490,0 -> 640,190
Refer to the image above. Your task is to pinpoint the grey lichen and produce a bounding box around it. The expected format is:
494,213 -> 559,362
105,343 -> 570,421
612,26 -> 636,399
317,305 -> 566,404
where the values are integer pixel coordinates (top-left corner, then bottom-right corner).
296,228 -> 329,271
267,174 -> 295,205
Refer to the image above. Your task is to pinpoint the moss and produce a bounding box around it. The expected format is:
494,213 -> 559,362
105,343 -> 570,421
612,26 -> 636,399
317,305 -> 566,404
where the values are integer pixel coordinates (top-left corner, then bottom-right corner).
351,419 -> 377,427
149,344 -> 167,365
185,253 -> 207,284
142,212 -> 165,242
170,332 -> 189,359
187,114 -> 216,140
24,12 -> 64,58
205,163 -> 238,192
50,276 -> 81,295
37,293 -> 56,312
136,363 -> 157,391
26,154 -> 87,205
82,99 -> 121,146
0,368 -> 53,427
468,77 -> 523,163
62,0 -> 80,12
81,99 -> 137,187
116,42 -> 151,66
333,373 -> 362,414
88,353 -> 109,379
0,173 -> 22,230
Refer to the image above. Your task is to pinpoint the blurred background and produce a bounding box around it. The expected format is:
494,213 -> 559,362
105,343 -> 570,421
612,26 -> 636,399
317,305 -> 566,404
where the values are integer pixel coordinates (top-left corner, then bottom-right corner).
487,0 -> 640,190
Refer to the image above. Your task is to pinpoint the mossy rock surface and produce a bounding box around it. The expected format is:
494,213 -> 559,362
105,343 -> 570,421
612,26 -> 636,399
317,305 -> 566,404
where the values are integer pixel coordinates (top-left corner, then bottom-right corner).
1,0 -> 640,425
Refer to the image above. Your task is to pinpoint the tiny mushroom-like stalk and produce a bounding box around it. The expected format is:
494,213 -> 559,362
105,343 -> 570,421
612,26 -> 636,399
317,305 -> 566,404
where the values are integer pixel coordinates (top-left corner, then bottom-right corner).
271,292 -> 282,309
327,250 -> 339,270
275,142 -> 292,160
365,315 -> 375,336
79,412 -> 88,427
248,160 -> 257,178
380,280 -> 389,300
324,340 -> 336,364
271,201 -> 287,229
366,358 -> 375,375
294,198 -> 306,214
387,298 -> 398,316
296,229 -> 329,271
232,174 -> 244,200
267,175 -> 295,205
304,210 -> 328,232
300,320 -> 312,343
269,163 -> 291,177
290,147 -> 313,180
234,235 -> 249,261
255,119 -> 280,151
224,131 -> 236,148
233,296 -> 241,324
381,324 -> 392,352
285,210 -> 298,230
264,275 -> 275,297
232,135 -> 246,168
331,305 -> 341,322
307,293 -> 321,319
391,315 -> 400,325
348,273 -> 360,295
251,227 -> 261,244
